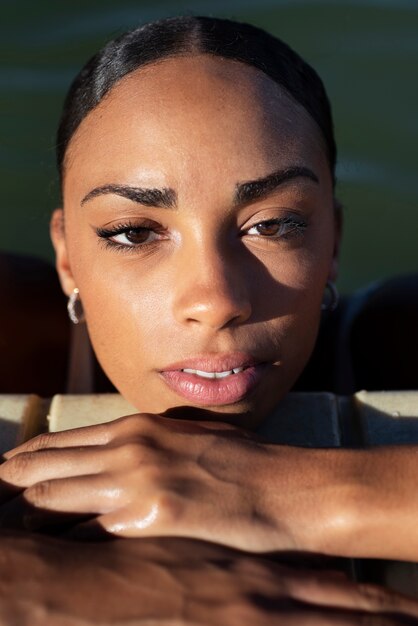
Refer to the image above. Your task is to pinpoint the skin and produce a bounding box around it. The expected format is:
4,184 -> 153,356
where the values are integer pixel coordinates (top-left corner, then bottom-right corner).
0,532 -> 417,625
3,55 -> 338,544
52,54 -> 339,426
0,55 -> 417,615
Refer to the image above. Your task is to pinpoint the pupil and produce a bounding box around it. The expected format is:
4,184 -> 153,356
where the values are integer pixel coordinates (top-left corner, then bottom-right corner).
126,229 -> 149,243
259,221 -> 279,235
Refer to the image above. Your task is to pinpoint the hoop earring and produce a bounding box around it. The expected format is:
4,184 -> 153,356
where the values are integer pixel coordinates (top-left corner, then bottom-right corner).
321,281 -> 339,312
67,288 -> 85,324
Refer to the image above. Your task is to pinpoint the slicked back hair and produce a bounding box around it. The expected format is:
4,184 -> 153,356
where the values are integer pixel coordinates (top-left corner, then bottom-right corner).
56,16 -> 336,188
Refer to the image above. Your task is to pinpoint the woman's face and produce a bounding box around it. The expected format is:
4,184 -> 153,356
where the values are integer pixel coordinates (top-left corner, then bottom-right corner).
52,55 -> 339,429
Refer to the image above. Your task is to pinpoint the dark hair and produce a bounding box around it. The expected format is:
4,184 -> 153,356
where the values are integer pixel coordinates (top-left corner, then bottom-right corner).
57,16 -> 336,187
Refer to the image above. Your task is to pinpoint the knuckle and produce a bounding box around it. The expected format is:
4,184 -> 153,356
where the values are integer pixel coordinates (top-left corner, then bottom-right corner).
138,463 -> 167,486
25,480 -> 52,505
117,442 -> 145,467
113,436 -> 161,468
2,452 -> 35,484
134,413 -> 157,428
85,423 -> 112,445
114,414 -> 136,431
357,582 -> 402,612
155,490 -> 184,524
25,432 -> 55,452
114,413 -> 156,438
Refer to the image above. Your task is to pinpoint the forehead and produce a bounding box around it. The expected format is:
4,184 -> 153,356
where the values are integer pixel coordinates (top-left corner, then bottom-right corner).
63,54 -> 329,195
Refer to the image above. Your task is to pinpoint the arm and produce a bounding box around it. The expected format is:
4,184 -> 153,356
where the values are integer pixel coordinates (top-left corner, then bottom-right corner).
0,531 -> 417,625
0,413 -> 417,561
260,444 -> 418,562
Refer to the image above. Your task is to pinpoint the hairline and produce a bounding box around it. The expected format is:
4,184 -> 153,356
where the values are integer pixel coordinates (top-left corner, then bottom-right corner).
60,51 -> 331,191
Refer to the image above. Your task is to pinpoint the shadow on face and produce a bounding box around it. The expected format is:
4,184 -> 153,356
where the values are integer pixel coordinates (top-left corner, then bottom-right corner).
51,55 -> 339,427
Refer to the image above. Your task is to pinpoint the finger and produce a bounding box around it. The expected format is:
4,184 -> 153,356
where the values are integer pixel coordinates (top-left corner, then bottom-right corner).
0,445 -> 114,489
2,412 -> 162,461
71,504 -> 163,539
282,568 -> 418,619
19,474 -> 122,519
2,423 -> 115,460
272,608 -> 418,625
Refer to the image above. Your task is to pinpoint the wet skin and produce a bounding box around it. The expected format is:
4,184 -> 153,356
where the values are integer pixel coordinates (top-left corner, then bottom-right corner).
51,54 -> 339,429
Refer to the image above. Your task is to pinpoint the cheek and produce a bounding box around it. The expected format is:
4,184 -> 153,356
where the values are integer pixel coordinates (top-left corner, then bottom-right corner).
75,264 -> 164,362
261,223 -> 335,364
262,245 -> 331,313
269,258 -> 324,352
68,241 -> 186,404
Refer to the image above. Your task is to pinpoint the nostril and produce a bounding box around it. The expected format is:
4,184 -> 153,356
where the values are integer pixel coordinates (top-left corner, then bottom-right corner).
178,290 -> 252,330
172,249 -> 252,329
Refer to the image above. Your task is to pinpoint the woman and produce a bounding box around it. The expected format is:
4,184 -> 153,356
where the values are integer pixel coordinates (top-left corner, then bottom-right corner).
0,14 -> 416,573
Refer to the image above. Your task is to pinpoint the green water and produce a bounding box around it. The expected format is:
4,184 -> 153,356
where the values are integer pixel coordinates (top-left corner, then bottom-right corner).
1,0 -> 417,292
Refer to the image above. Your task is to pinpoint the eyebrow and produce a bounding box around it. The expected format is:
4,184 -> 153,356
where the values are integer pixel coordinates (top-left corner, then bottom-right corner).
81,184 -> 177,208
234,166 -> 319,206
80,165 -> 318,209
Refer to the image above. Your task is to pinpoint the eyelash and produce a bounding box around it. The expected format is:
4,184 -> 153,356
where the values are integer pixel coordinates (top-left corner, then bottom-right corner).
245,216 -> 307,240
95,216 -> 308,252
96,221 -> 167,252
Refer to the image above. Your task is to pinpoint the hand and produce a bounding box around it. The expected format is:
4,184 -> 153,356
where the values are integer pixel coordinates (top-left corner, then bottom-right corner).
0,412 -> 289,550
0,532 -> 417,626
0,412 -> 417,562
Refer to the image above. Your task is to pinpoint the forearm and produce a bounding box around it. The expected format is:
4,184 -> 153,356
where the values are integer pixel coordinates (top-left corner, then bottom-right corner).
337,445 -> 418,562
0,531 -> 417,625
1,416 -> 417,563
261,444 -> 418,561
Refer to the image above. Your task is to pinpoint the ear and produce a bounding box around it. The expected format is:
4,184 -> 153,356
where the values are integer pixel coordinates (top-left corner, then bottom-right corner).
328,198 -> 343,282
50,208 -> 76,296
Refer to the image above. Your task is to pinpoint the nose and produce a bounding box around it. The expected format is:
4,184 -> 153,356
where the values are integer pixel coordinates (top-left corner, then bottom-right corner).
172,242 -> 252,330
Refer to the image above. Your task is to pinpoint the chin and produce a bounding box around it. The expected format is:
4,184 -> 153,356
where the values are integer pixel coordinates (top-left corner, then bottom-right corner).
158,387 -> 285,431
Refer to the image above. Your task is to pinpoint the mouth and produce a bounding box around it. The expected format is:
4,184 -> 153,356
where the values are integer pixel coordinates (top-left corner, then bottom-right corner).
159,353 -> 268,407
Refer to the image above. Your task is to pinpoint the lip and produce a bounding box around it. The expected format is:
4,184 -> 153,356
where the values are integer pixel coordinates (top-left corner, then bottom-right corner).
161,352 -> 260,373
159,353 -> 267,406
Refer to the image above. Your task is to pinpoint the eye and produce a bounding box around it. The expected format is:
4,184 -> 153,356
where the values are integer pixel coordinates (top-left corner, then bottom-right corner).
95,221 -> 166,251
245,216 -> 307,239
110,228 -> 157,246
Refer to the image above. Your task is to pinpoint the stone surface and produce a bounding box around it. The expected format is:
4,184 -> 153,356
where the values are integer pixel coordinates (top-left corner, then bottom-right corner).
354,390 -> 418,445
47,394 -> 136,432
0,394 -> 46,454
